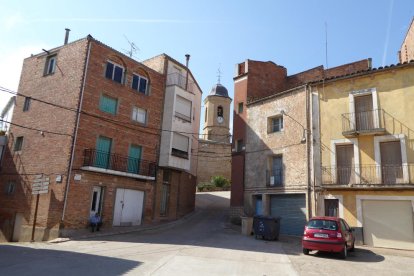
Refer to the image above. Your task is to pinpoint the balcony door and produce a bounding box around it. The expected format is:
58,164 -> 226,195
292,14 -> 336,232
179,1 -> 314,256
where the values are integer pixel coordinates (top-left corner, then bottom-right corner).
95,136 -> 112,169
127,145 -> 142,174
336,144 -> 355,185
380,141 -> 403,184
271,156 -> 283,186
355,94 -> 373,131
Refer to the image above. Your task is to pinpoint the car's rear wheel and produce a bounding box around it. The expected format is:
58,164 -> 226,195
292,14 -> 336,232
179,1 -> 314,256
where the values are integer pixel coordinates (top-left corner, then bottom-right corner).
340,244 -> 347,259
303,248 -> 309,255
349,242 -> 355,252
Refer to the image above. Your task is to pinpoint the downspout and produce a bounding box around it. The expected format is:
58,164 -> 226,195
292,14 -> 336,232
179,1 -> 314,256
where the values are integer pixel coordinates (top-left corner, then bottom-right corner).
305,84 -> 312,219
61,38 -> 92,222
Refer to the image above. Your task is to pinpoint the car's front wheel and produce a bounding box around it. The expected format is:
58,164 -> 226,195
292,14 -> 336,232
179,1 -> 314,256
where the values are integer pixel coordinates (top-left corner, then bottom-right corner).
303,248 -> 310,255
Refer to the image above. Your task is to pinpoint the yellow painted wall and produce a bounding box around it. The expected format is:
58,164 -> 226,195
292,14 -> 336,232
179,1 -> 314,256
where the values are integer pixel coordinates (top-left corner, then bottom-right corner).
318,65 -> 414,167
321,190 -> 414,227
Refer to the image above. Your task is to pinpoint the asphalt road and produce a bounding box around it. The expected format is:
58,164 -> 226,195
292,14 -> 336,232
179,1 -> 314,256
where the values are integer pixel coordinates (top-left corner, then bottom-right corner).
1,191 -> 413,275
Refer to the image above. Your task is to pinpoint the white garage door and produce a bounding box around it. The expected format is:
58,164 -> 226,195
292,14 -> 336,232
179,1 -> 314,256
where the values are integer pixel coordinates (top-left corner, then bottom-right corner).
362,200 -> 414,250
113,188 -> 144,226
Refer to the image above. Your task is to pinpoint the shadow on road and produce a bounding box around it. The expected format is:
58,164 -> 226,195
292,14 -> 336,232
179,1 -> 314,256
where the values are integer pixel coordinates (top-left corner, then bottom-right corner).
0,244 -> 141,275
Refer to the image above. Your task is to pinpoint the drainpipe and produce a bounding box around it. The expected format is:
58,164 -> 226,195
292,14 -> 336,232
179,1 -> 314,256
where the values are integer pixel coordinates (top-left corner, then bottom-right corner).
305,84 -> 313,219
61,37 -> 92,222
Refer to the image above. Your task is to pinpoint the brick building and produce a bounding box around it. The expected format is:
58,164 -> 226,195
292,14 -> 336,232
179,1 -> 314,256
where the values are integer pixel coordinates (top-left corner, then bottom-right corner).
399,17 -> 414,63
230,59 -> 371,234
0,34 -> 200,241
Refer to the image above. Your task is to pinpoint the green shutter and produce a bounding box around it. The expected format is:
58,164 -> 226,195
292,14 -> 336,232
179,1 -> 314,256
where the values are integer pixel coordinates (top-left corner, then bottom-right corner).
95,136 -> 112,168
99,95 -> 117,114
127,145 -> 142,174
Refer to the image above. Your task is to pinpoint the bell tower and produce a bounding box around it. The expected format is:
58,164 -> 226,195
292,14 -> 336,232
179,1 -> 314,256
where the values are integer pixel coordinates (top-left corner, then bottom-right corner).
202,83 -> 232,143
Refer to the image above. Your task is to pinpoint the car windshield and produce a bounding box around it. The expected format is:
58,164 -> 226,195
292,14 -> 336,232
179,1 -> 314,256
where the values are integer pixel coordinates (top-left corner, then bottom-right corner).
307,219 -> 338,230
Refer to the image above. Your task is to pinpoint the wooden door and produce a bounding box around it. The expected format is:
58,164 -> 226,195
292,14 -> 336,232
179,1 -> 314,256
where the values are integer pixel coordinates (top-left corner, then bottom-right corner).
355,94 -> 373,131
380,141 -> 403,184
336,144 -> 354,185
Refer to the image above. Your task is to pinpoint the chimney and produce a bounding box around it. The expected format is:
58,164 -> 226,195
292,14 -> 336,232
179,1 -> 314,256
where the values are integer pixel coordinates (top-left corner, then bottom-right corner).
185,54 -> 190,67
64,28 -> 71,45
185,54 -> 190,90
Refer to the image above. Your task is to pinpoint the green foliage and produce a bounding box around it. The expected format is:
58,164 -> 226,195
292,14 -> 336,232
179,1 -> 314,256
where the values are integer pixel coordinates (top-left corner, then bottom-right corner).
210,175 -> 230,189
197,182 -> 215,192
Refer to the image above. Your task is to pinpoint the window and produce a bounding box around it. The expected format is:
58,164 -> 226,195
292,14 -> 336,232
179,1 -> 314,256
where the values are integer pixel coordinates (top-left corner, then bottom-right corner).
269,155 -> 283,186
132,74 -> 148,94
127,144 -> 142,174
324,199 -> 339,217
236,139 -> 244,152
268,116 -> 283,133
99,95 -> 118,115
171,133 -> 189,159
175,95 -> 192,122
105,61 -> 124,83
14,136 -> 23,151
45,55 -> 56,75
5,181 -> 16,195
204,107 -> 207,122
23,97 -> 31,112
217,106 -> 223,117
238,102 -> 243,114
132,107 -> 147,124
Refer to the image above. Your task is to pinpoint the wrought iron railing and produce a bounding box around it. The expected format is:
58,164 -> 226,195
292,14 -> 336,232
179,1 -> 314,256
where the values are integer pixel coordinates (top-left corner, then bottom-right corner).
166,73 -> 197,94
83,149 -> 156,177
266,169 -> 283,187
321,164 -> 413,185
341,109 -> 385,134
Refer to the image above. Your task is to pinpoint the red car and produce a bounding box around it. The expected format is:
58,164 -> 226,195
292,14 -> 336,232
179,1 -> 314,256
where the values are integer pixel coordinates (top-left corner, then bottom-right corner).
302,216 -> 355,259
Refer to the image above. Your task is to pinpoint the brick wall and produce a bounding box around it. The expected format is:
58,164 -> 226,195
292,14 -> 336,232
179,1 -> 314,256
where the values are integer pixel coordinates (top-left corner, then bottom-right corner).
399,19 -> 414,63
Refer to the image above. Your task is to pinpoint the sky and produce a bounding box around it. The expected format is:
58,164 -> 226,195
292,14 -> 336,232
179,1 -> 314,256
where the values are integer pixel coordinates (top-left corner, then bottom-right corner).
0,0 -> 413,131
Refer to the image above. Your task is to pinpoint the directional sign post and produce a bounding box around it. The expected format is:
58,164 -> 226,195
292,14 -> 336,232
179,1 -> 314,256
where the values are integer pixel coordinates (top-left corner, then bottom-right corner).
31,174 -> 49,242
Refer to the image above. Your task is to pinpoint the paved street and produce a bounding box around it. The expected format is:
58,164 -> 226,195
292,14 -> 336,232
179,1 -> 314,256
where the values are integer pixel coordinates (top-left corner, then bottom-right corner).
1,191 -> 414,275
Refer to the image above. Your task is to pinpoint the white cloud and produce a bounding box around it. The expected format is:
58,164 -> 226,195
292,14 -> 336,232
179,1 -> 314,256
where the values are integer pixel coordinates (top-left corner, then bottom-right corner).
0,44 -> 48,110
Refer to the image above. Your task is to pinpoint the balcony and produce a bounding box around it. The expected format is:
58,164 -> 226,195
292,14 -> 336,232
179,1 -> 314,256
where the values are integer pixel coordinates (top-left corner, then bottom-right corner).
321,164 -> 414,187
266,169 -> 283,187
166,73 -> 197,94
82,149 -> 157,180
342,109 -> 386,137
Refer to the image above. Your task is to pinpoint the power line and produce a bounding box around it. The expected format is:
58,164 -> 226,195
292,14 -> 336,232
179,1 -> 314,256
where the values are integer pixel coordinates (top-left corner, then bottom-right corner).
0,86 -> 232,138
0,119 -> 73,137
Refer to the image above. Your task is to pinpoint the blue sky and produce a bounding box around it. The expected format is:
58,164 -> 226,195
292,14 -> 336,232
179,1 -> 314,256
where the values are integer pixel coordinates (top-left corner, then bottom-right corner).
0,0 -> 413,129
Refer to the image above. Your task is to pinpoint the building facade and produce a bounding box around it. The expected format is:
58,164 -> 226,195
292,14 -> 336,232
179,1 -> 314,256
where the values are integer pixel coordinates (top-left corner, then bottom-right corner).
0,34 -> 202,242
143,54 -> 202,221
197,83 -> 232,186
311,61 -> 414,250
399,17 -> 414,63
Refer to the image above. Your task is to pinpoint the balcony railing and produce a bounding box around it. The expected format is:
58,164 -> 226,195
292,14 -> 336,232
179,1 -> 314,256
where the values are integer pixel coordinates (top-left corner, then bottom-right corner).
342,109 -> 386,136
321,164 -> 413,186
166,73 -> 197,94
83,149 -> 157,178
266,169 -> 283,187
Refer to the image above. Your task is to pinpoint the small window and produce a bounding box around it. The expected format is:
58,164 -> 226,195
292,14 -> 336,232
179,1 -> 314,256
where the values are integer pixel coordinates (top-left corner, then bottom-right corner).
236,139 -> 244,152
217,106 -> 223,117
268,116 -> 283,133
45,55 -> 56,75
14,136 -> 23,151
5,181 -> 16,195
23,97 -> 31,112
238,102 -> 243,114
99,95 -> 118,115
204,107 -> 208,122
105,61 -> 124,84
175,95 -> 192,122
132,74 -> 148,94
132,106 -> 147,124
171,132 -> 189,159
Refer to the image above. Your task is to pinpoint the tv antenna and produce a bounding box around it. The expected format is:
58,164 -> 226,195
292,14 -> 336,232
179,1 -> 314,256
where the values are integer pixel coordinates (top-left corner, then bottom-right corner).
123,35 -> 139,59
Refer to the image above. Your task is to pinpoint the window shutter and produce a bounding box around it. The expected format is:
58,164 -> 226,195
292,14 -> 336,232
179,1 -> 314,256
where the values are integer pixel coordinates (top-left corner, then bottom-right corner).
176,96 -> 191,120
172,133 -> 189,153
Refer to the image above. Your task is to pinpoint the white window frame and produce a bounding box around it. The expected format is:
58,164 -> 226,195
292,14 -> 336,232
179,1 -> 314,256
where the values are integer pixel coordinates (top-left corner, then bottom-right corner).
106,60 -> 125,83
374,134 -> 409,183
330,138 -> 360,184
268,115 -> 284,133
321,194 -> 344,218
132,73 -> 149,94
132,106 -> 147,124
348,88 -> 379,130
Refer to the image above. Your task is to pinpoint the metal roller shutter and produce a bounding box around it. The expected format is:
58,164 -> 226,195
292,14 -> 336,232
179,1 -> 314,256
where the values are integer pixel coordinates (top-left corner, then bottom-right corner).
270,194 -> 307,236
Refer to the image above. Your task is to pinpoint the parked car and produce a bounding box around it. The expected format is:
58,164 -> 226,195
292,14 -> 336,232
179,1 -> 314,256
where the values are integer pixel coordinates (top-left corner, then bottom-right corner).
302,216 -> 355,259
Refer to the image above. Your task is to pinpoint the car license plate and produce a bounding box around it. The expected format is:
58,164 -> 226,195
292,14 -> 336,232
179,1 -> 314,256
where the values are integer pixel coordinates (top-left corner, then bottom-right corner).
314,233 -> 328,238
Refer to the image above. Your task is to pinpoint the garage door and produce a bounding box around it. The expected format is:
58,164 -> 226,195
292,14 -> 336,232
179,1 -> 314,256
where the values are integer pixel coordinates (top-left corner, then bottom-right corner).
270,194 -> 307,236
362,200 -> 414,250
113,188 -> 144,226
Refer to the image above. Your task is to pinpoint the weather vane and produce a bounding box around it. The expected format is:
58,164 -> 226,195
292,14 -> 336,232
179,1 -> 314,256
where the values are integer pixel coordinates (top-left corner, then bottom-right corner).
217,66 -> 222,84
